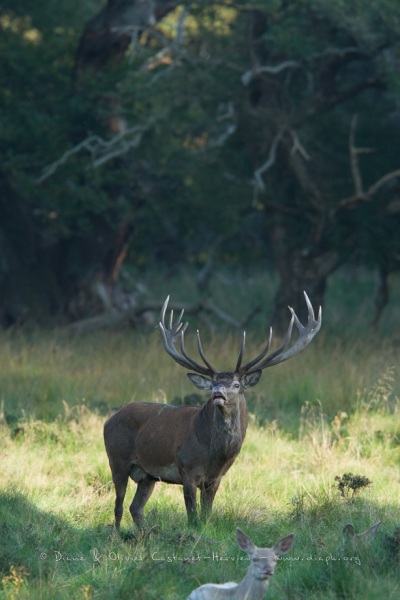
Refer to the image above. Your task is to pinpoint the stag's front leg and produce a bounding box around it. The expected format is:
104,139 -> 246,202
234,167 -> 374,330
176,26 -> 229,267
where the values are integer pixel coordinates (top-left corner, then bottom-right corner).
200,479 -> 221,522
182,477 -> 198,526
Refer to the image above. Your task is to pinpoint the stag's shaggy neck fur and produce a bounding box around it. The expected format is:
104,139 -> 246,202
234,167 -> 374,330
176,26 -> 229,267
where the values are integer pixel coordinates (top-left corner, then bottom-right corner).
212,399 -> 246,457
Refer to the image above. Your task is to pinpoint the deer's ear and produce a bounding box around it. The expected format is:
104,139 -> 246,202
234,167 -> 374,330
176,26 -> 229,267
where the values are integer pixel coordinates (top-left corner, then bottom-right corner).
273,533 -> 295,555
187,373 -> 213,390
241,370 -> 262,389
342,524 -> 355,538
365,521 -> 382,540
236,528 -> 256,556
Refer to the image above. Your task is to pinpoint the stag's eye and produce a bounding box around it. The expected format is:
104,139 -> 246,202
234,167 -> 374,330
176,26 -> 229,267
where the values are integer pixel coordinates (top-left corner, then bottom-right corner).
234,383 -> 240,389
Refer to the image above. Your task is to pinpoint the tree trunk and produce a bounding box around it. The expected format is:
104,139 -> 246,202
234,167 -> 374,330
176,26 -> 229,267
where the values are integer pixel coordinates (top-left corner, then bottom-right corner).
372,267 -> 389,329
73,0 -> 178,78
265,216 -> 341,334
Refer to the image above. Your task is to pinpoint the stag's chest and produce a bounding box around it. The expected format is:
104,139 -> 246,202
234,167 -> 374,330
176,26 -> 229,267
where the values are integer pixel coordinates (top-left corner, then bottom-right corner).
214,425 -> 243,453
206,428 -> 243,475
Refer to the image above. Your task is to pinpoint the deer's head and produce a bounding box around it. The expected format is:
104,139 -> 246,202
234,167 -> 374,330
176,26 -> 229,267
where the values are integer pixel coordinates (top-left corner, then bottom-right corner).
236,528 -> 295,580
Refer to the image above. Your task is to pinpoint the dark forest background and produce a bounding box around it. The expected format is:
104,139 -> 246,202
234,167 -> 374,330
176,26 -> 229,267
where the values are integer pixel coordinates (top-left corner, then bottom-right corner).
1,0 -> 400,333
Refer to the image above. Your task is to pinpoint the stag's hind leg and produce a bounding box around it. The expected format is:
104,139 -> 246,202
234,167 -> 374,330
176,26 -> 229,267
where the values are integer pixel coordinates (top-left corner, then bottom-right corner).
112,471 -> 129,530
129,475 -> 156,526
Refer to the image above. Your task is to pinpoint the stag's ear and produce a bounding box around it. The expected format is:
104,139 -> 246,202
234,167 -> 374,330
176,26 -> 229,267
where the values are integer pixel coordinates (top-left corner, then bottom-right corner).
236,528 -> 256,556
241,370 -> 262,389
187,373 -> 213,390
273,533 -> 295,555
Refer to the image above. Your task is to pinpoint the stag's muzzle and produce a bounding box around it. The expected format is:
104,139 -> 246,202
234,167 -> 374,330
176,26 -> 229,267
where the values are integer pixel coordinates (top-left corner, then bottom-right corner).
212,385 -> 226,406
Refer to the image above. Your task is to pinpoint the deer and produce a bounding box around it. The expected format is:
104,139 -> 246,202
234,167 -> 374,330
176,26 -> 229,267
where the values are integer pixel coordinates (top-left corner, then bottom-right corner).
103,292 -> 321,528
339,521 -> 383,553
187,528 -> 295,600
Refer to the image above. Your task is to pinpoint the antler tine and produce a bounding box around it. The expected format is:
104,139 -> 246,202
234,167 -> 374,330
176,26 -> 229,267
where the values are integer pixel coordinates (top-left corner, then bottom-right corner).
241,292 -> 321,374
304,290 -> 315,319
238,327 -> 272,374
256,313 -> 295,366
160,297 -> 187,335
173,309 -> 185,335
179,329 -> 215,375
196,330 -> 217,372
158,296 -> 215,376
160,295 -> 169,326
235,331 -> 246,372
158,323 -> 192,370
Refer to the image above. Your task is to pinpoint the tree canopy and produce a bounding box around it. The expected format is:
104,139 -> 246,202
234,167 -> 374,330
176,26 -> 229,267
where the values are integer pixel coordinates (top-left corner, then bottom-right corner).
1,0 -> 400,328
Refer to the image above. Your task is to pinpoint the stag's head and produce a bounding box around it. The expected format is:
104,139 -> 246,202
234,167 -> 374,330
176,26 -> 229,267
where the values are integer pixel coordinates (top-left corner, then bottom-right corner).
158,293 -> 321,412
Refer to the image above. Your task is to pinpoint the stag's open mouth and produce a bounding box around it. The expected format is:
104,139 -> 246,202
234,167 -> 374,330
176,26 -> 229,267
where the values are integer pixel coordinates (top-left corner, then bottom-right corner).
213,392 -> 226,406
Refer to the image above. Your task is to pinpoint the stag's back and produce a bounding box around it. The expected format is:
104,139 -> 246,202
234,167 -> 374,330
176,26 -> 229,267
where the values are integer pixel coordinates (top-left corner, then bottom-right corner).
104,402 -> 200,472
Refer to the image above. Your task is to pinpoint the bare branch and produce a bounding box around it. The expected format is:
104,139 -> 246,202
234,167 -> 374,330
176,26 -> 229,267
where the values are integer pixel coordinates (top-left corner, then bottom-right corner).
349,114 -> 363,197
290,129 -> 310,160
311,46 -> 367,62
348,114 -> 374,198
241,60 -> 302,86
36,137 -> 101,183
240,306 -> 261,330
65,299 -> 204,336
337,116 -> 400,210
204,299 -> 241,328
139,7 -> 187,76
204,299 -> 261,330
254,132 -> 284,192
366,169 -> 400,198
90,128 -> 145,169
338,172 -> 400,209
37,111 -> 169,183
64,291 -> 261,335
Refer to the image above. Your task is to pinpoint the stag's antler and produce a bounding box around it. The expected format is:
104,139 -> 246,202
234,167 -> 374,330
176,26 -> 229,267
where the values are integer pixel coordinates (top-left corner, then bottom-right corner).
158,296 -> 217,376
159,293 -> 321,377
237,291 -> 321,375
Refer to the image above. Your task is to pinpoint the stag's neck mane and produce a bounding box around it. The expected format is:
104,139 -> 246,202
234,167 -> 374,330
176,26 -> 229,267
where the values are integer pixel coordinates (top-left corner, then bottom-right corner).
196,395 -> 248,460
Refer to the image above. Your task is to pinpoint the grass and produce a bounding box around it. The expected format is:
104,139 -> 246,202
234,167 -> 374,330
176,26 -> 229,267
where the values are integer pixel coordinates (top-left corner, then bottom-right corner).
1,269 -> 400,598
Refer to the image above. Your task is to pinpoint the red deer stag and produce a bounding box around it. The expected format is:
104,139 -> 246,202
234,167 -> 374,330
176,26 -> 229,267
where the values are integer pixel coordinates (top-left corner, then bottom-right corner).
104,293 -> 321,528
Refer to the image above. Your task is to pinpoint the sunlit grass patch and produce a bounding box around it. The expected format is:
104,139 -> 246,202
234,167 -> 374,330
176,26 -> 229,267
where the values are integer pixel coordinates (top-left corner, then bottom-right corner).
0,322 -> 400,598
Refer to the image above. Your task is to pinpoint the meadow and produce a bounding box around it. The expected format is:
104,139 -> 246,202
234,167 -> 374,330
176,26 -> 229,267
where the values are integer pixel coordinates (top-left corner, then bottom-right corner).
1,268 -> 400,599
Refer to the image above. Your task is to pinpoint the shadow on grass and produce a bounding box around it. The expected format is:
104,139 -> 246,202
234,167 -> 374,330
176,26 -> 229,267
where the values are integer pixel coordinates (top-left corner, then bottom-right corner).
0,491 -> 152,599
0,491 -> 110,577
1,489 -> 400,600
0,491 -> 240,599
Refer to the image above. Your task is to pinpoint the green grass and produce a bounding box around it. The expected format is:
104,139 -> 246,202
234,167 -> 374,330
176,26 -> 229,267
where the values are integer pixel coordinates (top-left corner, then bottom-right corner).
1,269 -> 400,598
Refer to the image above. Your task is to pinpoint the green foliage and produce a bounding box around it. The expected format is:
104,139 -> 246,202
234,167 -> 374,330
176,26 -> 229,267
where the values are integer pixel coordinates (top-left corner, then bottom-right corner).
335,473 -> 372,500
1,0 -> 400,324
